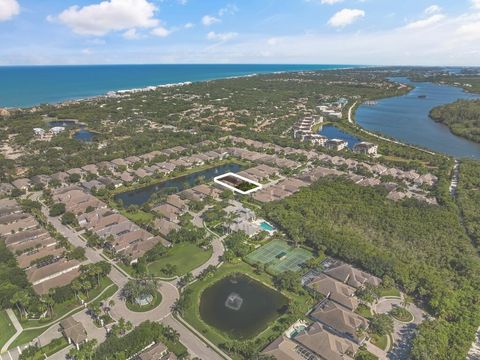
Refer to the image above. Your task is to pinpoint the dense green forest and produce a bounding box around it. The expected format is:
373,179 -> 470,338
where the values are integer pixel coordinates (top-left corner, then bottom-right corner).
457,160 -> 480,246
0,242 -> 31,310
430,99 -> 480,143
265,177 -> 480,360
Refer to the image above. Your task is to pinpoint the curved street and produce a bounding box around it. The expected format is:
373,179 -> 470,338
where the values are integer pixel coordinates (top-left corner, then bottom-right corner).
2,193 -> 229,360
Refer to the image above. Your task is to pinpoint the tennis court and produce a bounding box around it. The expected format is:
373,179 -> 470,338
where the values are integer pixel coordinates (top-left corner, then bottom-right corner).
268,248 -> 313,274
246,240 -> 312,274
246,240 -> 291,265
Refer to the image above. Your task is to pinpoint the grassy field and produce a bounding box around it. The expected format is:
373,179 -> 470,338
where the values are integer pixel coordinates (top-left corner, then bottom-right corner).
371,333 -> 389,351
9,328 -> 46,349
181,261 -> 315,353
0,310 -> 16,350
147,242 -> 212,277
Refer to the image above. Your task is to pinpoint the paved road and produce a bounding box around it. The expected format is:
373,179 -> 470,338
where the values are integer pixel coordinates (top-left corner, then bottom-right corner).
163,315 -> 226,360
32,194 -> 230,360
373,296 -> 426,360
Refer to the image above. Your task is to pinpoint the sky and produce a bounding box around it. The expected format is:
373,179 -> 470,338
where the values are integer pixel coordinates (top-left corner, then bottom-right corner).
0,0 -> 479,66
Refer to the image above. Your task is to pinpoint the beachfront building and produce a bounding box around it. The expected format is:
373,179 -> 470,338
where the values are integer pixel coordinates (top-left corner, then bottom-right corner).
325,139 -> 348,151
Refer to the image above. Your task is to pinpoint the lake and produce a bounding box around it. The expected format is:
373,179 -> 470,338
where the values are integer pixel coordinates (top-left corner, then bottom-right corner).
356,77 -> 480,159
74,129 -> 95,142
318,124 -> 360,149
114,162 -> 242,207
199,274 -> 288,339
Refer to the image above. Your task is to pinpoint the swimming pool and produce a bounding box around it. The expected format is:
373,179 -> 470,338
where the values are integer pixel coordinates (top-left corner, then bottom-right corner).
260,221 -> 274,232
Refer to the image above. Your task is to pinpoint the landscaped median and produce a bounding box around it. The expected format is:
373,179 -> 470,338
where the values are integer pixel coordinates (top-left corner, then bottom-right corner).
179,261 -> 315,358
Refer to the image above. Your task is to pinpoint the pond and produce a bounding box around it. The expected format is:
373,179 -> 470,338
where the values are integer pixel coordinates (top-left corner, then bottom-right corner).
318,124 -> 360,149
356,77 -> 480,159
199,274 -> 288,339
114,162 -> 242,207
74,129 -> 96,142
47,119 -> 78,127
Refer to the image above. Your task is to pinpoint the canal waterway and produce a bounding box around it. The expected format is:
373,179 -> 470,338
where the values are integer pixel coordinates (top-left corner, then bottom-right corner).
114,162 -> 241,207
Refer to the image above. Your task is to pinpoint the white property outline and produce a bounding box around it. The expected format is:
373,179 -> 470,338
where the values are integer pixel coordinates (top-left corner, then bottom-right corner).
214,172 -> 263,195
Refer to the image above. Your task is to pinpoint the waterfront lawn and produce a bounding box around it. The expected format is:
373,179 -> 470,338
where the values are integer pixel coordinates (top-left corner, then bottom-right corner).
181,261 -> 315,353
0,310 -> 16,350
147,243 -> 212,277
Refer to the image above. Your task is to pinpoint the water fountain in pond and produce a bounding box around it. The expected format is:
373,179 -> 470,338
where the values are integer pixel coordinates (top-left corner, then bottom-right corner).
225,292 -> 243,311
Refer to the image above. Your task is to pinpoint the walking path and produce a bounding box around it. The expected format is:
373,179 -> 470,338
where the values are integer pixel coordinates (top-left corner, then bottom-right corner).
1,310 -> 23,353
450,159 -> 460,196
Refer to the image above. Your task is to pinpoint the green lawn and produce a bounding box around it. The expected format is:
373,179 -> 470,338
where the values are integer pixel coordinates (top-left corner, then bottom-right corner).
9,328 -> 46,349
355,304 -> 373,319
147,243 -> 212,277
0,310 -> 16,350
20,337 -> 69,360
20,277 -> 114,328
181,261 -> 315,353
371,334 -> 389,351
378,287 -> 401,298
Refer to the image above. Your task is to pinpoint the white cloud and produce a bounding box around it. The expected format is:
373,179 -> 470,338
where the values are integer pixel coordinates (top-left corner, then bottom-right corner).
456,21 -> 480,41
321,0 -> 344,4
55,0 -> 159,36
0,0 -> 20,21
425,5 -> 442,15
202,15 -> 220,26
123,28 -> 140,39
328,8 -> 365,27
184,22 -> 194,29
405,14 -> 445,29
472,0 -> 480,10
207,31 -> 238,42
218,4 -> 238,16
81,48 -> 93,54
151,26 -> 171,37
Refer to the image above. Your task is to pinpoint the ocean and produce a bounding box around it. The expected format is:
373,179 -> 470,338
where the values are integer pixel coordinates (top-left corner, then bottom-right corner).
0,64 -> 354,108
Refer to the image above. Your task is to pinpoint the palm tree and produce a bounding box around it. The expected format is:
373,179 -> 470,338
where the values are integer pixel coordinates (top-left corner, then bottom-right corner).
11,290 -> 30,318
71,279 -> 83,298
82,280 -> 92,297
401,294 -> 412,309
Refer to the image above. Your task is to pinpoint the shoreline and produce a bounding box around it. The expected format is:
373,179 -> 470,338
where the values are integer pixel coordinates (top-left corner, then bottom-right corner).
1,64 -> 361,110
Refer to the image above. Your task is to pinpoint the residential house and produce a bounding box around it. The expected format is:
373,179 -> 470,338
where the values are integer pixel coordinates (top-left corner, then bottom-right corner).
310,300 -> 368,344
60,317 -> 88,349
353,142 -> 378,156
294,322 -> 358,360
12,178 -> 31,191
306,274 -> 358,310
324,263 -> 381,289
